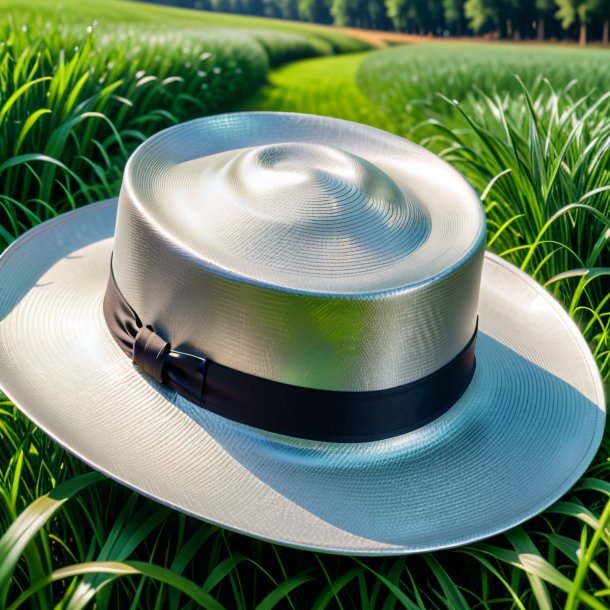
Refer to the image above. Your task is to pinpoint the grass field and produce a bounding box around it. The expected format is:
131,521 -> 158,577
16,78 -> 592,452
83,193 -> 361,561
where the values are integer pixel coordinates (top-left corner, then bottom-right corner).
239,52 -> 393,128
1,2 -> 610,608
2,0 -> 369,56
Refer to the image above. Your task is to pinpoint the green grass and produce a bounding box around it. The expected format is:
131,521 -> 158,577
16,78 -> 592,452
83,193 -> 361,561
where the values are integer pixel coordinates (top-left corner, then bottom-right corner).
0,2 -> 369,250
357,43 -> 610,132
2,0 -> 369,57
1,5 -> 610,609
239,52 -> 393,129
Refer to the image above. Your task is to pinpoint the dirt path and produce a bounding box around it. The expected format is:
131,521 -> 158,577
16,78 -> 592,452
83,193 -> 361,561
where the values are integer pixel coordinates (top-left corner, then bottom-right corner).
327,27 -> 430,47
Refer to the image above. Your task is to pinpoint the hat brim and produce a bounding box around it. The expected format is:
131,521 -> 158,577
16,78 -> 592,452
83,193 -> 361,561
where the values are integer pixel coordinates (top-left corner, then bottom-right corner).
0,199 -> 605,555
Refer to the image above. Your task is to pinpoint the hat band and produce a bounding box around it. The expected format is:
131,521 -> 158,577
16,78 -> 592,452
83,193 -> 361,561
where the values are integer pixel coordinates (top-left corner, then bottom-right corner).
103,263 -> 477,442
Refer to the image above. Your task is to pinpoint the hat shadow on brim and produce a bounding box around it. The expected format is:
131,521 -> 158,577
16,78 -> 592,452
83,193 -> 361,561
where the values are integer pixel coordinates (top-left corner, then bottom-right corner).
169,334 -> 603,550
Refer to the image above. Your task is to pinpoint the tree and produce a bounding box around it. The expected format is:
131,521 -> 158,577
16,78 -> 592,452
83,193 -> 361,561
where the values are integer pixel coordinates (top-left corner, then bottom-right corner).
535,0 -> 554,39
595,0 -> 610,43
464,0 -> 498,32
426,0 -> 445,34
249,0 -> 265,15
443,0 -> 464,34
298,0 -> 331,22
367,0 -> 388,28
330,0 -> 370,27
465,0 -> 528,37
275,0 -> 300,18
209,0 -> 232,12
555,0 -> 597,45
262,0 -> 281,17
386,0 -> 435,33
502,0 -> 521,38
385,0 -> 408,30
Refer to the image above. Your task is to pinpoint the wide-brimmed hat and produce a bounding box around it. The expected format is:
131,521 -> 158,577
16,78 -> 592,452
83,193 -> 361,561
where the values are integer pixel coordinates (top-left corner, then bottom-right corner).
0,112 -> 605,555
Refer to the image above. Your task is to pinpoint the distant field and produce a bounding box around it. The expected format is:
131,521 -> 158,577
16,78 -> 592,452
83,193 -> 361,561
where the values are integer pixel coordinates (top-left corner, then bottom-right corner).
1,0 -> 369,57
357,43 -> 610,130
355,43 -> 610,316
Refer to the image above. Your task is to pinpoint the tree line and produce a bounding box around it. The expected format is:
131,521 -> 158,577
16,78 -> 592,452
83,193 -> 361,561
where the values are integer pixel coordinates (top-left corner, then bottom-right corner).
146,0 -> 610,44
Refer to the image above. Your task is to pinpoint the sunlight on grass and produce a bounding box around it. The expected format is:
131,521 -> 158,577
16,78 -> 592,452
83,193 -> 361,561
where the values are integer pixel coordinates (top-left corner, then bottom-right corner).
241,52 -> 393,130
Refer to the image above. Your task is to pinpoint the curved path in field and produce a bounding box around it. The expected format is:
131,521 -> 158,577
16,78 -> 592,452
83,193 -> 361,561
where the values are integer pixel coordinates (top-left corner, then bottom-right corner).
240,52 -> 395,131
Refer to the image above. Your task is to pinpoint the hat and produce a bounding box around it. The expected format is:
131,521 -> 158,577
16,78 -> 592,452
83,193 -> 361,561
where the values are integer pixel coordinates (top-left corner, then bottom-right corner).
0,112 -> 605,555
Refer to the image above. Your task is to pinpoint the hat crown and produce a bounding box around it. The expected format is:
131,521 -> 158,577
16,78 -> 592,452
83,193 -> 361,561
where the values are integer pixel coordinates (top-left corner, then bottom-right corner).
113,113 -> 485,391
177,141 -> 430,280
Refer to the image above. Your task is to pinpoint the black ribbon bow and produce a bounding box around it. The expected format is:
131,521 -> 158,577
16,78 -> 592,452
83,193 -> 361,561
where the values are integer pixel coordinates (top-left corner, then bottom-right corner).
103,263 -> 477,442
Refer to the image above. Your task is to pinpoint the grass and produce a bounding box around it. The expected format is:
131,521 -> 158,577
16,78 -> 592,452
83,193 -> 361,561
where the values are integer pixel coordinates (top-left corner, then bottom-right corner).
357,43 -> 610,132
238,52 -> 393,129
1,3 -> 610,609
2,0 -> 369,57
0,2 -> 369,250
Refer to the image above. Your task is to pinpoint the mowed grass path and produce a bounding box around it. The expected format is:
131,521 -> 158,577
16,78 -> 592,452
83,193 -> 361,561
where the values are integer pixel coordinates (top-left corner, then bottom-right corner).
241,52 -> 394,130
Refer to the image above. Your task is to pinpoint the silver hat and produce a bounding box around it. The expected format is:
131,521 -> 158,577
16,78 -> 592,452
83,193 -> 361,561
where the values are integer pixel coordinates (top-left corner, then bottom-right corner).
0,112 -> 605,555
